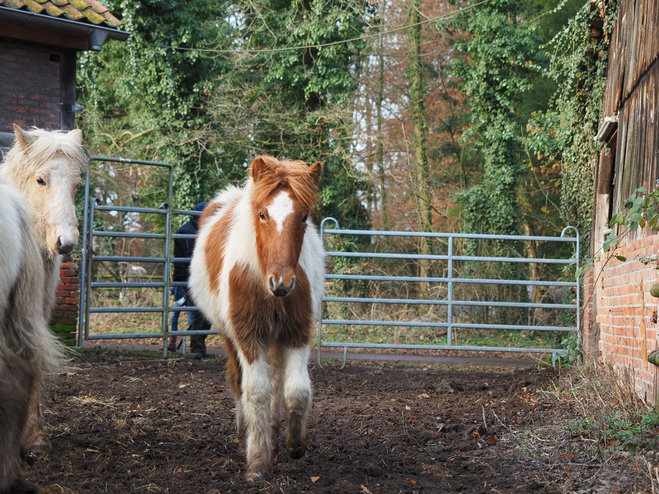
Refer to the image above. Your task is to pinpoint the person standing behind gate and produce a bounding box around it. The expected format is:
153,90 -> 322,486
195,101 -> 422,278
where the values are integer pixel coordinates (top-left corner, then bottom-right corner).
168,202 -> 208,353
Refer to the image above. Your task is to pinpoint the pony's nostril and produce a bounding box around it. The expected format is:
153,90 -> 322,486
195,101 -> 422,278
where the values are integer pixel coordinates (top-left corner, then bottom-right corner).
56,237 -> 62,250
269,276 -> 276,292
287,276 -> 296,292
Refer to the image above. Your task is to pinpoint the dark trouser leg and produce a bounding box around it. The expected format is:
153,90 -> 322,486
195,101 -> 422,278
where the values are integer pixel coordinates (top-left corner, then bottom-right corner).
189,310 -> 212,354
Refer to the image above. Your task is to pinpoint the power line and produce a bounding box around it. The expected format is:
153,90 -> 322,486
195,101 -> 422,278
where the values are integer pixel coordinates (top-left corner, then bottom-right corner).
124,0 -> 491,55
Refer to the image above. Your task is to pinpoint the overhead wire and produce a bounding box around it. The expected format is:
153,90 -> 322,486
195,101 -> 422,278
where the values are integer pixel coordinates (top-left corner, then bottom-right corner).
124,0 -> 493,55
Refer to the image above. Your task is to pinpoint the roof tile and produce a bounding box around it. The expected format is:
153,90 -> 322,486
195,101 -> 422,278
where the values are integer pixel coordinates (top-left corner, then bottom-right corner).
1,0 -> 26,8
84,0 -> 107,14
22,0 -> 45,14
43,1 -> 64,17
79,6 -> 105,25
100,11 -> 121,28
59,3 -> 84,21
1,0 -> 123,28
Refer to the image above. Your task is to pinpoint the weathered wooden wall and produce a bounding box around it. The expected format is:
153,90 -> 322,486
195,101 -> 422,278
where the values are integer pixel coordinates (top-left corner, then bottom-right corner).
585,0 -> 659,403
603,0 -> 659,217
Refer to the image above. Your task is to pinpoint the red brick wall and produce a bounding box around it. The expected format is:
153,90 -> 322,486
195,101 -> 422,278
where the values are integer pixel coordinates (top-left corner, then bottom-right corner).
0,38 -> 62,132
582,268 -> 598,359
50,256 -> 80,329
585,234 -> 659,403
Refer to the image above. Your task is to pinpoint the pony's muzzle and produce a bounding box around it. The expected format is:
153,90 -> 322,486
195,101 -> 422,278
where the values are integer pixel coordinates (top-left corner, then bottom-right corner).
269,274 -> 296,297
56,234 -> 77,255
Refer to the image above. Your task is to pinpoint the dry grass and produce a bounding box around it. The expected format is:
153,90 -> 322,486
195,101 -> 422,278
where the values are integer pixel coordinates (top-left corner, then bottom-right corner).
489,359 -> 659,492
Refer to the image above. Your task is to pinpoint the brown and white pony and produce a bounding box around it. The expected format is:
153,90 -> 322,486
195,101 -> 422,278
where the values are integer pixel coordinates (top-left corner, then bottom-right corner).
0,125 -> 84,493
189,156 -> 325,482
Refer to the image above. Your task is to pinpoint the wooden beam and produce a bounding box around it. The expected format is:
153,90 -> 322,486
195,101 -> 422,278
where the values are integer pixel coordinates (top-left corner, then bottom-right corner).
59,48 -> 77,130
0,20 -> 89,50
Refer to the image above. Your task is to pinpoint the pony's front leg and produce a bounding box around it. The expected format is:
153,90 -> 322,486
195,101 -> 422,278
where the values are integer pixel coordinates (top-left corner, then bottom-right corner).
282,346 -> 312,459
21,386 -> 49,457
241,348 -> 274,482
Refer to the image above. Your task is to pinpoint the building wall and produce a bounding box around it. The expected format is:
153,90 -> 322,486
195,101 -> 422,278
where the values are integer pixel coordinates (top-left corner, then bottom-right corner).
0,38 -> 63,132
587,0 -> 659,403
0,37 -> 81,340
584,236 -> 659,404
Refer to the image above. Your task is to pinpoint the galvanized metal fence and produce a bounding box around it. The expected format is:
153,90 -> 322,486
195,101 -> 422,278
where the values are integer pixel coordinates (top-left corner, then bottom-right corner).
317,218 -> 579,367
77,156 -> 579,364
77,157 -> 218,356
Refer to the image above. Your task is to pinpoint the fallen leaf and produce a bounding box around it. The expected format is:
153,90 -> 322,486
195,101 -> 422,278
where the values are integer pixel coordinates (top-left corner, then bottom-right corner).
361,485 -> 373,494
489,437 -> 499,444
472,431 -> 480,438
179,384 -> 188,389
311,477 -> 320,483
405,406 -> 411,410
405,478 -> 417,485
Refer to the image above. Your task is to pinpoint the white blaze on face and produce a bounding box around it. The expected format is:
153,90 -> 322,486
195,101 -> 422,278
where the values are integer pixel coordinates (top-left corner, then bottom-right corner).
267,191 -> 294,232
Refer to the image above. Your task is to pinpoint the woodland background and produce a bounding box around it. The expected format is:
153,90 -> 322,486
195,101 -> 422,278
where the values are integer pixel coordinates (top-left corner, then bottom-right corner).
78,0 -> 617,242
78,0 -> 618,345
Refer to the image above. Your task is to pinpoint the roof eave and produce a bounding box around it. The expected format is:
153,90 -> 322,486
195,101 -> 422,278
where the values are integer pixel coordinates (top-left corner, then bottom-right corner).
0,5 -> 129,51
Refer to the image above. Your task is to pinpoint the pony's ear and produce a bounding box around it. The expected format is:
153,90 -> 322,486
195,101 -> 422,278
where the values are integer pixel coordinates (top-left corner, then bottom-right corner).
251,156 -> 277,183
308,162 -> 322,184
13,124 -> 35,150
68,128 -> 83,144
251,157 -> 266,183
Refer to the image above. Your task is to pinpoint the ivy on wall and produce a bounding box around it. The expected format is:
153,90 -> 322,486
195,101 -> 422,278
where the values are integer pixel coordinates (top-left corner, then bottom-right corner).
525,0 -> 619,258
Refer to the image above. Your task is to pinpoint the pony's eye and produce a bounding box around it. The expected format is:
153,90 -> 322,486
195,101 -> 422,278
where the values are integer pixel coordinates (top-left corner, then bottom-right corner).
259,212 -> 266,221
302,214 -> 308,223
37,178 -> 46,186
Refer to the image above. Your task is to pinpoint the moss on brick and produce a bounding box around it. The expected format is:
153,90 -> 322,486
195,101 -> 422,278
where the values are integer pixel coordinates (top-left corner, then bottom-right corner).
50,324 -> 77,346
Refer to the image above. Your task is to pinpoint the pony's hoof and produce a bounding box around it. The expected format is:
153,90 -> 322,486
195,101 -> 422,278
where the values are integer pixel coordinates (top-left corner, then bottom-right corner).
22,441 -> 50,459
245,468 -> 267,483
246,472 -> 264,486
5,479 -> 39,494
21,442 -> 50,464
286,442 -> 307,460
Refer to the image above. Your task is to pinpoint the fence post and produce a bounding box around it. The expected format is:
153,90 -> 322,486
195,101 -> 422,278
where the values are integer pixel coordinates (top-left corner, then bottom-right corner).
318,217 -> 338,366
161,165 -> 174,357
447,235 -> 453,346
77,159 -> 92,347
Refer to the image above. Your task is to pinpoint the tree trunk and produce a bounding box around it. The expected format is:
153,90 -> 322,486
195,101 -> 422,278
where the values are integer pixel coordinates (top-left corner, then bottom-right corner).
408,0 -> 432,293
377,0 -> 388,230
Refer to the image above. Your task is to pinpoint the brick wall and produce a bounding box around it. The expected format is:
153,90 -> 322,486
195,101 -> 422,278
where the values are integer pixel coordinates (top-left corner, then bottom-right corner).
585,234 -> 659,404
0,38 -> 62,132
50,255 -> 80,345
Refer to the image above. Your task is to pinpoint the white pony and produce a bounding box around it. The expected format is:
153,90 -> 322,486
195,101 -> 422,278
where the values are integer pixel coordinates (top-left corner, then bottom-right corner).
0,125 -> 85,493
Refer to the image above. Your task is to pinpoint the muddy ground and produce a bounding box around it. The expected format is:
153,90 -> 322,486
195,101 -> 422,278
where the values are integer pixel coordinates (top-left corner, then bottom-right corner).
25,349 -> 657,493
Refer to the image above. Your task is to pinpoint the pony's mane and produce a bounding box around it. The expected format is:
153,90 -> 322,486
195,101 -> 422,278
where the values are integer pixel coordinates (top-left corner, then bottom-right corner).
249,157 -> 319,211
3,128 -> 86,175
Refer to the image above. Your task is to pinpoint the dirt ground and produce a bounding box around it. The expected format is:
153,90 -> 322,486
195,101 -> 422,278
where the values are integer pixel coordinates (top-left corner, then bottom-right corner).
24,349 -> 657,493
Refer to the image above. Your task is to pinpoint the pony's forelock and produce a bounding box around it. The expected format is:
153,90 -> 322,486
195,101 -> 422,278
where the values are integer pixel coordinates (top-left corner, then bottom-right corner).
3,128 -> 86,178
249,157 -> 319,212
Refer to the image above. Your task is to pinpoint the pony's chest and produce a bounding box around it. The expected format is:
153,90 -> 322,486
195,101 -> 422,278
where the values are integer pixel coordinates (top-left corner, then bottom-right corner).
227,264 -> 313,347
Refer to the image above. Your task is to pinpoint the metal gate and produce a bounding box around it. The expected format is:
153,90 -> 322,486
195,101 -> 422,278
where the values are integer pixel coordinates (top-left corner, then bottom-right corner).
78,157 -> 579,363
317,218 -> 579,367
77,157 -> 218,356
